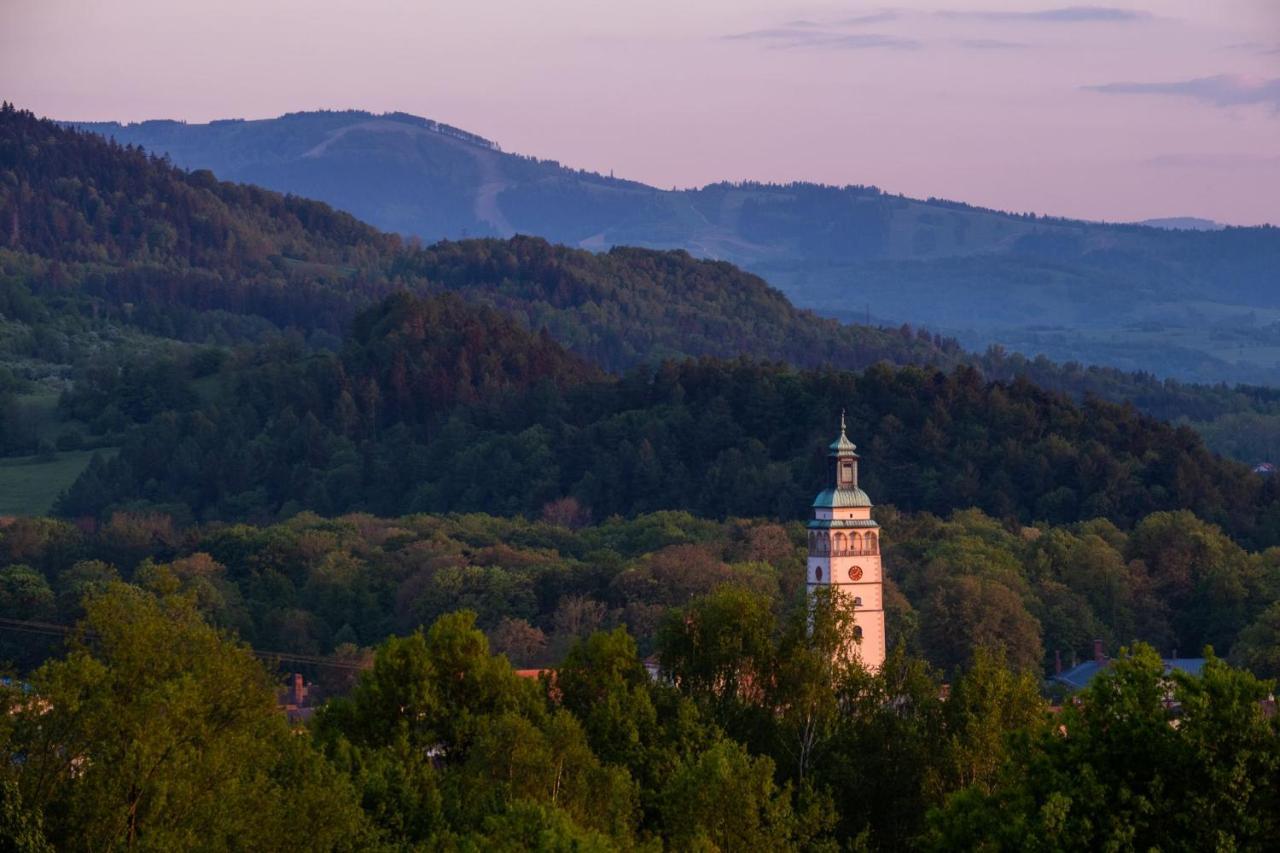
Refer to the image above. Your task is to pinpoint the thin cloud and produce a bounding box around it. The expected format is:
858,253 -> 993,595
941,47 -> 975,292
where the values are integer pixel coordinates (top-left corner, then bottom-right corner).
1086,74 -> 1280,109
723,27 -> 919,50
958,38 -> 1028,49
832,11 -> 902,26
725,27 -> 828,42
724,9 -> 910,49
823,33 -> 920,50
1146,153 -> 1280,169
1221,41 -> 1280,56
939,6 -> 1150,23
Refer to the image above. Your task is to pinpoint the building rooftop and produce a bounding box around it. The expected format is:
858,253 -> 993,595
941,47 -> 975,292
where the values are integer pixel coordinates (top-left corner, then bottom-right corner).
813,487 -> 873,509
829,433 -> 857,454
1053,656 -> 1206,691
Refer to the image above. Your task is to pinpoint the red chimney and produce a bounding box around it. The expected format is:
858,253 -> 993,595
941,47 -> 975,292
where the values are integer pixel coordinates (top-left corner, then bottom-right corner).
292,673 -> 305,706
1093,639 -> 1104,664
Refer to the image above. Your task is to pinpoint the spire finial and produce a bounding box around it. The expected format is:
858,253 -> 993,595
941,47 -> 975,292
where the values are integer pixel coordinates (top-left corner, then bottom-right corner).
829,411 -> 856,454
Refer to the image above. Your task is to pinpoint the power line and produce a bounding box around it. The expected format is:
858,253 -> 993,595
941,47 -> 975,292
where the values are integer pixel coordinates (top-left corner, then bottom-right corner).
0,616 -> 371,672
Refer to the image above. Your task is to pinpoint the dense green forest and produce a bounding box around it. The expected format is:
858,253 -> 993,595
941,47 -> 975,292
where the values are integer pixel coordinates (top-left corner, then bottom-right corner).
0,573 -> 1275,850
47,291 -> 1279,554
3,504 -> 1278,680
4,484 -> 1280,848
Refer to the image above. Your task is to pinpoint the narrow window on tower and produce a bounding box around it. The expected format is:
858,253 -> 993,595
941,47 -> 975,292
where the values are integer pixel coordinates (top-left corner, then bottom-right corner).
841,460 -> 853,485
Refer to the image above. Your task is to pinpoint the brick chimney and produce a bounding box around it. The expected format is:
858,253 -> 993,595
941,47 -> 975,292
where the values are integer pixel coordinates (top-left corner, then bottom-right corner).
292,672 -> 305,706
1093,639 -> 1104,664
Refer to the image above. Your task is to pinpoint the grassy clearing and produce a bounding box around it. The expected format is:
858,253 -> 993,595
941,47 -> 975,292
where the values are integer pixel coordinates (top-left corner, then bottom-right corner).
0,448 -> 118,516
13,391 -> 65,442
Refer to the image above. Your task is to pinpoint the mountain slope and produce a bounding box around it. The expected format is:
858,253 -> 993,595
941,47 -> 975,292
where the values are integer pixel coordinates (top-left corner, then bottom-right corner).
394,237 -> 957,372
9,104 -> 1280,472
71,109 -> 1280,385
0,105 -> 952,376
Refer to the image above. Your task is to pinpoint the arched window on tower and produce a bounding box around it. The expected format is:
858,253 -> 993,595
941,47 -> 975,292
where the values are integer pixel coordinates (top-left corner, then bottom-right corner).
834,533 -> 847,553
852,532 -> 863,553
853,625 -> 863,641
867,532 -> 878,554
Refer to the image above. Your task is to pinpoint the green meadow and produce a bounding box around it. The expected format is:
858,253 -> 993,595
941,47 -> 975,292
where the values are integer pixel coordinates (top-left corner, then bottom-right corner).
0,449 -> 117,516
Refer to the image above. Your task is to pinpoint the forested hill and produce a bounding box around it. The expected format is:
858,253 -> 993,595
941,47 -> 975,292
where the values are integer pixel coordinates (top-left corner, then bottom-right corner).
392,238 -> 959,371
59,291 -> 1280,551
71,108 -> 1280,385
0,103 -> 405,344
5,112 -> 393,269
7,103 -> 1280,473
0,104 -> 949,374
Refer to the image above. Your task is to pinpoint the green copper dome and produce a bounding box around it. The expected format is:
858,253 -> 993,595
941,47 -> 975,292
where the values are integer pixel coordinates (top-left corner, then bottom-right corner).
812,487 -> 873,509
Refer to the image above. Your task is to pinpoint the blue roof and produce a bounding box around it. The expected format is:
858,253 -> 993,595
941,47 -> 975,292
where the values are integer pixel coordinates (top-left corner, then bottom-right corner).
1053,660 -> 1105,691
1053,657 -> 1206,691
1164,658 -> 1207,677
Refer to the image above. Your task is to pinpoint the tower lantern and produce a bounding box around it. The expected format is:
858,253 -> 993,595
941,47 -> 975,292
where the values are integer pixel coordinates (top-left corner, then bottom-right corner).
807,413 -> 887,671
828,410 -> 860,489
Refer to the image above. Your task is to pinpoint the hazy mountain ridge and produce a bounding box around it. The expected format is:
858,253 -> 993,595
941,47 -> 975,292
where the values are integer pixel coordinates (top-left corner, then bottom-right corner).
71,109 -> 1280,385
72,110 -> 1126,261
1,106 -> 955,380
7,104 -> 1280,472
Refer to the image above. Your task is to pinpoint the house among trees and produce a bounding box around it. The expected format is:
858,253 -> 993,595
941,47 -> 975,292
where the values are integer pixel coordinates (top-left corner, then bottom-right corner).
277,672 -> 319,724
1053,639 -> 1206,692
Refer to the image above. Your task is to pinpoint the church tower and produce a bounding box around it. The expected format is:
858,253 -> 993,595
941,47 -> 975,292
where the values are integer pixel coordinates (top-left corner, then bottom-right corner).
807,414 -> 886,671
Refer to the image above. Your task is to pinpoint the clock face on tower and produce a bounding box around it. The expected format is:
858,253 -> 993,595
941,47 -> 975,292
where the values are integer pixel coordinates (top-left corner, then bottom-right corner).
849,566 -> 863,581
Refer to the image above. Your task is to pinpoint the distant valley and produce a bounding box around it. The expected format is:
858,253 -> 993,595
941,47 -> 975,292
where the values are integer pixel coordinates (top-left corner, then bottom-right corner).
72,110 -> 1280,385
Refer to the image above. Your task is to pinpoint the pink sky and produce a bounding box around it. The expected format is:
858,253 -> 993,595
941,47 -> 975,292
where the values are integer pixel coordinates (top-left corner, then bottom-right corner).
3,0 -> 1277,224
